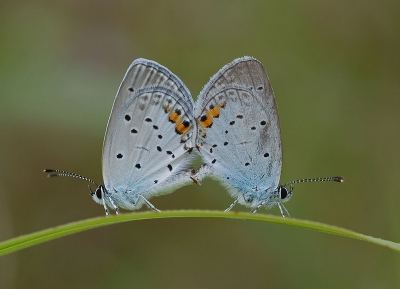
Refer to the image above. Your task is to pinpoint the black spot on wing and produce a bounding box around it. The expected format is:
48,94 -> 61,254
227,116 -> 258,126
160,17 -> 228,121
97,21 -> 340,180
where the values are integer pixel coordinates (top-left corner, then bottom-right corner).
166,151 -> 175,158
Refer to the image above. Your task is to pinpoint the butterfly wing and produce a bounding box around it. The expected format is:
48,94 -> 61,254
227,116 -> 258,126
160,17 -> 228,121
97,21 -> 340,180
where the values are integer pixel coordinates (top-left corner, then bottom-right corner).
102,59 -> 196,209
194,56 -> 282,199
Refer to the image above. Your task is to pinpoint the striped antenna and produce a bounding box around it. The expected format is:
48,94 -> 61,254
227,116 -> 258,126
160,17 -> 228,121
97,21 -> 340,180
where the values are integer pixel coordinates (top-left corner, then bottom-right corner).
43,169 -> 98,186
284,176 -> 344,187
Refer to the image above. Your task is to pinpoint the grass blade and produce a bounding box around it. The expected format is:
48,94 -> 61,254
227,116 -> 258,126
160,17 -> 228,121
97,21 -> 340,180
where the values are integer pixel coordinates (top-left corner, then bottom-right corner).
0,210 -> 399,256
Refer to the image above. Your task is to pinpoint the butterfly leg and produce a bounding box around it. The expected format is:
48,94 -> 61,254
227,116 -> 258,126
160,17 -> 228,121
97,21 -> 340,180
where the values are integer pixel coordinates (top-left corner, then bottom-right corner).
101,196 -> 109,216
191,164 -> 212,185
225,195 -> 244,212
277,202 -> 290,218
106,194 -> 120,215
139,195 -> 161,212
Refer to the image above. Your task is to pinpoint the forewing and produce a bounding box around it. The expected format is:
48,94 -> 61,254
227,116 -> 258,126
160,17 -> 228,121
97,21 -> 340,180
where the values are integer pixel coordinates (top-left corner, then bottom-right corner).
195,56 -> 282,194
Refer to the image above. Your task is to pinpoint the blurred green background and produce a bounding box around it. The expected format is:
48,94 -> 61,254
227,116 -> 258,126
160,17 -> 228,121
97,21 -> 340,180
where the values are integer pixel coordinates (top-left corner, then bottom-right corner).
1,1 -> 400,288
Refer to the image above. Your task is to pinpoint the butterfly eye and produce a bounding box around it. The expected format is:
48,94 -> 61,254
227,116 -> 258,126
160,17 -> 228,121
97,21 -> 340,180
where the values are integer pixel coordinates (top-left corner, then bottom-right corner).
95,187 -> 102,199
280,186 -> 288,200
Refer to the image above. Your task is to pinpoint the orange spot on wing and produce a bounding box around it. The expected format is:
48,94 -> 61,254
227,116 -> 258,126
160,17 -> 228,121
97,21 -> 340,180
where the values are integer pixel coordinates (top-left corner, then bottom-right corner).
175,123 -> 191,134
169,112 -> 181,123
209,106 -> 220,118
199,115 -> 213,129
164,106 -> 171,113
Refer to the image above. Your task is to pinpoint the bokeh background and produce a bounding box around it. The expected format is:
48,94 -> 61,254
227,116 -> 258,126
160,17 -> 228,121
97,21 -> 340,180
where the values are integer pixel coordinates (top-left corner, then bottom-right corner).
1,1 -> 400,288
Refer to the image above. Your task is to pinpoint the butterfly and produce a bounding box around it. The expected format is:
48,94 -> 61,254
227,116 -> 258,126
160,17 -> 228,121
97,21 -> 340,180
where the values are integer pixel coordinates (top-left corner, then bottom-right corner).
191,56 -> 343,217
45,59 -> 198,215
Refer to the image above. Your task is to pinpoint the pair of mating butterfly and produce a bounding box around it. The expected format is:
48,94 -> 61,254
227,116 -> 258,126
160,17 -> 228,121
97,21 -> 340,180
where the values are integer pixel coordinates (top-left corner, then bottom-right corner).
45,57 -> 343,217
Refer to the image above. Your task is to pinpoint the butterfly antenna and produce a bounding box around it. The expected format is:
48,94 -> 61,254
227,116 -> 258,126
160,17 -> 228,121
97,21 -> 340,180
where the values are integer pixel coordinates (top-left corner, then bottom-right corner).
284,176 -> 344,187
43,169 -> 98,186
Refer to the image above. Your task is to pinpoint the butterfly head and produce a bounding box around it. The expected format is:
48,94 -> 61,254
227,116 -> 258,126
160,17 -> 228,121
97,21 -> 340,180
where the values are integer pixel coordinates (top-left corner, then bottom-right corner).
90,184 -> 107,205
243,185 -> 292,211
277,184 -> 293,203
